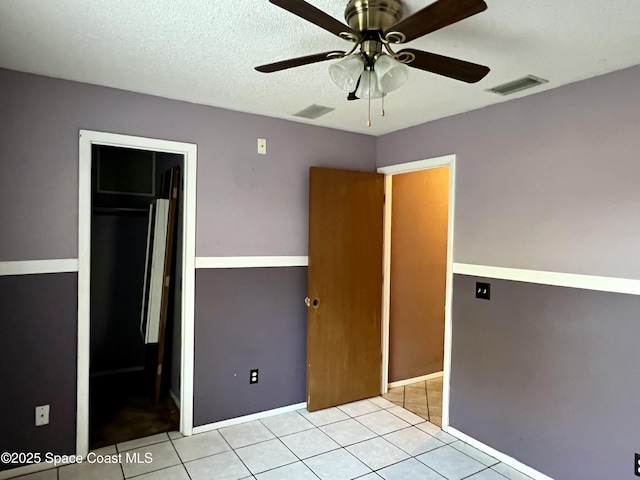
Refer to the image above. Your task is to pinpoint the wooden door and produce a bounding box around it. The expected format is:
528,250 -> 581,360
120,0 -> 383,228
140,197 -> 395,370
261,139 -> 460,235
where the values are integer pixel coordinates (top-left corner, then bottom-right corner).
307,167 -> 384,411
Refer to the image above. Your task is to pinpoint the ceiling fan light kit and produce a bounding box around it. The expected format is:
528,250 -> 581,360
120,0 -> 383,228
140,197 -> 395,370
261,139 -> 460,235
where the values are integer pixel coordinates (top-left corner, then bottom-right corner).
257,0 -> 492,126
330,53 -> 408,92
356,70 -> 384,99
329,55 -> 365,92
375,54 -> 409,92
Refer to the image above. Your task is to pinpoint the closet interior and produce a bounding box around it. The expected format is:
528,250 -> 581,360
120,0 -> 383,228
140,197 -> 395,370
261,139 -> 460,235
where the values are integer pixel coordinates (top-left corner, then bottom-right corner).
89,144 -> 184,449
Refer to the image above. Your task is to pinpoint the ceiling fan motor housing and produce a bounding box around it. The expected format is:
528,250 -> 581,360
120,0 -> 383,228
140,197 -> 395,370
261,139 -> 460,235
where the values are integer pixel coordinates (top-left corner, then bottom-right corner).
344,0 -> 403,32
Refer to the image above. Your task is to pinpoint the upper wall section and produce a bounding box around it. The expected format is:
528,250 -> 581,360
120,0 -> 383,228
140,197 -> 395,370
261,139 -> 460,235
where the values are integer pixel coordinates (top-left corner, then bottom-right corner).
377,65 -> 640,280
0,69 -> 376,262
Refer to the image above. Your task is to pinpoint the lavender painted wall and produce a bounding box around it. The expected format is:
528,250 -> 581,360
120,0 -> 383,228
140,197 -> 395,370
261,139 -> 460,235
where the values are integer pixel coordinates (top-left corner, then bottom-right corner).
194,267 -> 307,425
451,274 -> 640,480
0,273 -> 77,471
377,65 -> 640,280
0,68 -> 376,262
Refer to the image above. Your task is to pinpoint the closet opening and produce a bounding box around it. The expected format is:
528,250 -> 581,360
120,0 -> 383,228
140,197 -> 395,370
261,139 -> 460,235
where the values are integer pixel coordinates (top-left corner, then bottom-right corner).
89,144 -> 184,449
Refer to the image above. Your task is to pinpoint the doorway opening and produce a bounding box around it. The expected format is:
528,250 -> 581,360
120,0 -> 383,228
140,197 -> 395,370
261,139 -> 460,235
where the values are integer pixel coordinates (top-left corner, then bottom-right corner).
78,131 -> 197,456
378,154 -> 456,430
89,145 -> 182,448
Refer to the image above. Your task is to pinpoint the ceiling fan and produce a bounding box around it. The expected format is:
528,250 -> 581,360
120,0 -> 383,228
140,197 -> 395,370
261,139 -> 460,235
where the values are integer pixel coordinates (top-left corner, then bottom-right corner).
255,0 -> 491,123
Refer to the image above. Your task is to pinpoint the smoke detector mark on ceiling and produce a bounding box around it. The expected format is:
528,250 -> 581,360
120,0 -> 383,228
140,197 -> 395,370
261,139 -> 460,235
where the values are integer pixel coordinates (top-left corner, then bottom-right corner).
488,75 -> 549,96
293,104 -> 335,120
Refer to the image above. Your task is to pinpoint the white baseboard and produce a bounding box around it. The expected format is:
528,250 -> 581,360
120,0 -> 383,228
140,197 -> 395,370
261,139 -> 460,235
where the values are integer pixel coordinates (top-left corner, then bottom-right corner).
388,371 -> 443,389
170,389 -> 181,409
446,427 -> 554,480
192,402 -> 307,435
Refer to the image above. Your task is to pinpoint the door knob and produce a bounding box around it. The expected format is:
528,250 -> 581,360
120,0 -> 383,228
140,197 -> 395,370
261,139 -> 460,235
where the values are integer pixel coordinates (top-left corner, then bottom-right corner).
305,297 -> 320,308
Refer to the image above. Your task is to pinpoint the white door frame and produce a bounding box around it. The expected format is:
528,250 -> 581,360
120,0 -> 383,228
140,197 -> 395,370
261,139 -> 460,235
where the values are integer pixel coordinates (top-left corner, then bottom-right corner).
377,154 -> 456,430
77,130 -> 197,455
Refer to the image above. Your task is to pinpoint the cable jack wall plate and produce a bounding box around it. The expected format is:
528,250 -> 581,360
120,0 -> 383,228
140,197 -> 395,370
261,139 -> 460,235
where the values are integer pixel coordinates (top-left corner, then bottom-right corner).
35,405 -> 50,426
257,138 -> 267,155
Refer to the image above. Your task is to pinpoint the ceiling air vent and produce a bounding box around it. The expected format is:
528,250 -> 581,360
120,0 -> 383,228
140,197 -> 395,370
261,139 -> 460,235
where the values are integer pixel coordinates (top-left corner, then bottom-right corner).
293,104 -> 335,120
487,75 -> 548,96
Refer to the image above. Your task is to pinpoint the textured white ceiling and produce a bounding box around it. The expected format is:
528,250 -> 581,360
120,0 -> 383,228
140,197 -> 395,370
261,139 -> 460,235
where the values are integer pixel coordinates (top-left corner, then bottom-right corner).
1,0 -> 639,135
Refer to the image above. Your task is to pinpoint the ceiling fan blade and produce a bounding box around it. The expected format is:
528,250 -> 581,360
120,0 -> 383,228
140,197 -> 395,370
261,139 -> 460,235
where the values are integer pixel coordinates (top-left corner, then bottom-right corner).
269,0 -> 358,38
255,51 -> 344,73
400,49 -> 490,83
385,0 -> 487,43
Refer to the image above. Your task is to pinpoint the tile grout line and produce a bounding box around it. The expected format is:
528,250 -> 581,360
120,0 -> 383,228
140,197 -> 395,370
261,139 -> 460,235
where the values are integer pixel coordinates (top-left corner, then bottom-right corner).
459,465 -> 495,480
114,441 -> 126,480
222,423 -> 278,479
425,381 -> 432,422
254,413 -> 316,477
248,403 -> 397,477
321,400 -> 454,477
117,433 -> 176,479
449,441 -> 503,469
257,409 -> 374,478
167,435 -> 194,480
216,427 -> 254,479
334,392 -> 502,479
245,413 -> 322,479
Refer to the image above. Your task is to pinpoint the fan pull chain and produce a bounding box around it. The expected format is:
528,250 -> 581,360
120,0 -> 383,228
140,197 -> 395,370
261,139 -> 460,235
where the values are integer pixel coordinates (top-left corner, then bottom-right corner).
366,68 -> 374,127
381,94 -> 385,117
367,89 -> 372,127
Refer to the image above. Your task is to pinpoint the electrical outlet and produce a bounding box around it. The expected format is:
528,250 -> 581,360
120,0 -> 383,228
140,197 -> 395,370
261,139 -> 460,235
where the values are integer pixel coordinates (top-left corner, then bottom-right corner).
250,369 -> 259,384
35,405 -> 50,426
257,138 -> 267,155
476,282 -> 490,300
635,453 -> 640,476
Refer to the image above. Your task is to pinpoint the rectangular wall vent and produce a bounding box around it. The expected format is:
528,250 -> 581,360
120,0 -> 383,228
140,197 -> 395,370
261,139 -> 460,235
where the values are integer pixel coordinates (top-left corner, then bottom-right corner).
487,75 -> 549,96
293,104 -> 335,120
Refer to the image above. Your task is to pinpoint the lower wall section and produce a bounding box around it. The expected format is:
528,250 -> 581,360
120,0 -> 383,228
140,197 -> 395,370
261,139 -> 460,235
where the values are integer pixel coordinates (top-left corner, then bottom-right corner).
450,274 -> 640,480
0,273 -> 77,470
193,267 -> 307,426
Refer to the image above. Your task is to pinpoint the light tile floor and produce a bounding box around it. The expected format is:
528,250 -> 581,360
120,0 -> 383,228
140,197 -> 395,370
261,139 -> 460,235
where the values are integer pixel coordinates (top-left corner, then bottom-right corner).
8,397 -> 533,480
383,376 -> 444,426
